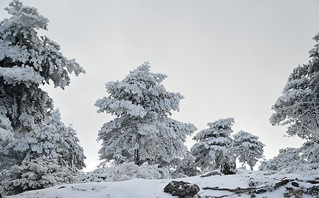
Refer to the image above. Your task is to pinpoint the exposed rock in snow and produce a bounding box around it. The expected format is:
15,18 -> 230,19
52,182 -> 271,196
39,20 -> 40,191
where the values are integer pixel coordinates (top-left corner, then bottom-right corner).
163,180 -> 200,197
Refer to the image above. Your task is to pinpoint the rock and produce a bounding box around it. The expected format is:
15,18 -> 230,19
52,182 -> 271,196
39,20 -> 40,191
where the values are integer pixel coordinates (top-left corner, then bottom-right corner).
284,187 -> 303,198
291,182 -> 299,187
304,185 -> 319,196
164,181 -> 200,198
203,186 -> 267,195
274,179 -> 293,189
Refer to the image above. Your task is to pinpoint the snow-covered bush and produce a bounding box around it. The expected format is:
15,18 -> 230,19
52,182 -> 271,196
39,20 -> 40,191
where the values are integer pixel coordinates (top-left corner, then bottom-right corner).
260,140 -> 319,172
259,147 -> 301,172
1,156 -> 77,196
191,118 -> 234,172
232,130 -> 265,170
95,62 -> 196,166
81,162 -> 170,183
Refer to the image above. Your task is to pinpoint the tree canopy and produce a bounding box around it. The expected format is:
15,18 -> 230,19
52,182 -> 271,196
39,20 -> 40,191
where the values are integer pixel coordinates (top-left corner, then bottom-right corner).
0,0 -> 85,171
191,118 -> 234,171
270,33 -> 319,141
96,62 -> 196,166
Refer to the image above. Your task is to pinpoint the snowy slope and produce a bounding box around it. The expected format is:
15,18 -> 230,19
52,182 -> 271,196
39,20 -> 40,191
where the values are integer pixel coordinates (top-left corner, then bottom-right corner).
7,169 -> 319,198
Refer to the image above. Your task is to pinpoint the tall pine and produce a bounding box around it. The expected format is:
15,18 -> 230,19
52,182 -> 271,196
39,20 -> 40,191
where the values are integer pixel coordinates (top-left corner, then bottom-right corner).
95,62 -> 196,166
270,32 -> 319,141
0,0 -> 85,172
270,32 -> 319,169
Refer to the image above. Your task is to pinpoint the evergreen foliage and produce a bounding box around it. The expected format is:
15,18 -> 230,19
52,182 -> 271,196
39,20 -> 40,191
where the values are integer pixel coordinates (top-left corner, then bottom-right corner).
0,0 -> 85,183
96,62 -> 196,166
268,32 -> 319,171
232,130 -> 264,170
270,33 -> 319,141
191,118 -> 234,172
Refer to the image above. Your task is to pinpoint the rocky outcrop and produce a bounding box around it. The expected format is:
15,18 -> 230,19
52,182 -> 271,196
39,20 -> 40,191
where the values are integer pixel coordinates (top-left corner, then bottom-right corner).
164,181 -> 200,198
203,177 -> 319,197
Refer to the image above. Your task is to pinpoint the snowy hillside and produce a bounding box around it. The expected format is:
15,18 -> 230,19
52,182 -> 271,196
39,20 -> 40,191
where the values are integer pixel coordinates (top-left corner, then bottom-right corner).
7,169 -> 319,198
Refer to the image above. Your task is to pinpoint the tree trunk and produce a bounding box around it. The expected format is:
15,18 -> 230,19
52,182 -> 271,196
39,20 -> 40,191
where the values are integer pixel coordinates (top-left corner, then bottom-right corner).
134,149 -> 141,166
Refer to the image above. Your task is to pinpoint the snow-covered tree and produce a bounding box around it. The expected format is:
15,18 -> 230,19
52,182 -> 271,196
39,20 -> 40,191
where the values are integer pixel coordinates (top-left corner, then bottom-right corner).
0,0 -> 85,171
1,156 -> 78,196
269,32 -> 319,172
191,118 -> 234,172
270,32 -> 319,141
232,130 -> 264,170
95,62 -> 196,166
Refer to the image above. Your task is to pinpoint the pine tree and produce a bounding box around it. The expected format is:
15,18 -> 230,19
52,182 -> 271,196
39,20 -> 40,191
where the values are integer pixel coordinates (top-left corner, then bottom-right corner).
269,32 -> 319,171
95,62 -> 196,166
191,118 -> 234,172
0,0 -> 85,171
270,32 -> 319,141
232,130 -> 264,170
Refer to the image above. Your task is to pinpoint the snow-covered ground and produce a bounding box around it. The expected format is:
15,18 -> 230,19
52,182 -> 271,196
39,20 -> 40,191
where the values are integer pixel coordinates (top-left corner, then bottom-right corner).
7,169 -> 319,198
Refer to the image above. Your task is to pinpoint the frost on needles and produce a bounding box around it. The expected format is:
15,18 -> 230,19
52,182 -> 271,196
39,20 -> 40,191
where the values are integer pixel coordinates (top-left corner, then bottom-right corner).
262,32 -> 319,172
95,62 -> 197,167
191,118 -> 234,172
0,0 -> 85,194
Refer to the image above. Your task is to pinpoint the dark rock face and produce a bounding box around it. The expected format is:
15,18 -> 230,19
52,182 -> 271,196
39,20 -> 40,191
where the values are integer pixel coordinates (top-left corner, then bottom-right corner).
164,181 -> 200,198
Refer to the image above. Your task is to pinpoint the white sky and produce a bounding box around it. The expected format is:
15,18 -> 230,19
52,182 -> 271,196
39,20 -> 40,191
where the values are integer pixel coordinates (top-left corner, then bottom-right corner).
1,0 -> 319,171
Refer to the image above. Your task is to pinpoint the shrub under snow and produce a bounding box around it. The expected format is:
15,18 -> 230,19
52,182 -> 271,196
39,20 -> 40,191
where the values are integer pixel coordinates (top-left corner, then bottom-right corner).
81,162 -> 170,183
1,156 -> 77,196
259,141 -> 319,173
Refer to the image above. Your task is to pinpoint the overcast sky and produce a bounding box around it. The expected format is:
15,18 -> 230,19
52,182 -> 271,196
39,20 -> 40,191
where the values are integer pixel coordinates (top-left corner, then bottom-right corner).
1,0 -> 319,171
